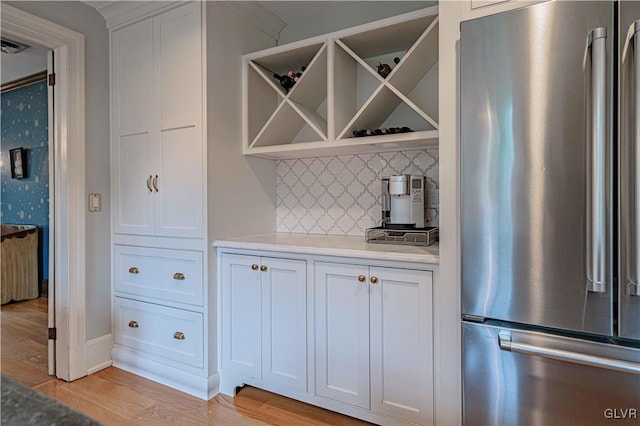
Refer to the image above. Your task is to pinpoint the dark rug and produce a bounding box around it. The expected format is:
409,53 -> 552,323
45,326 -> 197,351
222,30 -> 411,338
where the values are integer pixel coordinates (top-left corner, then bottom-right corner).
1,374 -> 102,425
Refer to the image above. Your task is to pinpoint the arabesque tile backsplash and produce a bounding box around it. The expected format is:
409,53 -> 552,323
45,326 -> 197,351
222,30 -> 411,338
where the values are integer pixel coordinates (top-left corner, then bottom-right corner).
276,149 -> 439,236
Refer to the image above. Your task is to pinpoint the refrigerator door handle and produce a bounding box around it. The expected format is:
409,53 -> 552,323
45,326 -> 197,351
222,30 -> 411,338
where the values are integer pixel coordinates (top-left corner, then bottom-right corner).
586,27 -> 609,293
498,332 -> 640,375
630,20 -> 640,297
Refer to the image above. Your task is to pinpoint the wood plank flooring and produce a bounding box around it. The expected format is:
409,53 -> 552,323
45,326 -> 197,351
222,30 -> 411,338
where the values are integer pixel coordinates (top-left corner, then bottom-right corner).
1,298 -> 371,425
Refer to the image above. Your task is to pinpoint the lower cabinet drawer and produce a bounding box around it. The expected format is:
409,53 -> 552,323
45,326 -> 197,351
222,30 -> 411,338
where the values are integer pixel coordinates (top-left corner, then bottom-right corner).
114,245 -> 203,306
114,297 -> 204,368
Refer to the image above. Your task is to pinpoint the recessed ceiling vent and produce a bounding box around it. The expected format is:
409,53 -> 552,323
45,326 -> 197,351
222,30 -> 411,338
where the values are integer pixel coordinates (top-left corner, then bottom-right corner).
1,38 -> 30,54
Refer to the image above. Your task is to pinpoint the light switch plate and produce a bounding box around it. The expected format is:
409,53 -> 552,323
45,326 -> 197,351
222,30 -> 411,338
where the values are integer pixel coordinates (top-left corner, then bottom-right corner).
88,193 -> 101,212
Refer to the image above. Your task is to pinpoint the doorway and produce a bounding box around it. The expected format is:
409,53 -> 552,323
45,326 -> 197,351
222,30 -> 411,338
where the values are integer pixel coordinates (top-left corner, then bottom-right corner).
1,42 -> 53,384
1,4 -> 87,382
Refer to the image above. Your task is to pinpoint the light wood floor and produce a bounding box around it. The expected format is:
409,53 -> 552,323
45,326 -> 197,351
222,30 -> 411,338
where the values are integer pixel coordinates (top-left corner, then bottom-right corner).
1,298 -> 370,425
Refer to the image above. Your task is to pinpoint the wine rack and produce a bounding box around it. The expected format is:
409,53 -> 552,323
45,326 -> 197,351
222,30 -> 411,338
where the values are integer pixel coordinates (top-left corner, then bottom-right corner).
243,6 -> 439,159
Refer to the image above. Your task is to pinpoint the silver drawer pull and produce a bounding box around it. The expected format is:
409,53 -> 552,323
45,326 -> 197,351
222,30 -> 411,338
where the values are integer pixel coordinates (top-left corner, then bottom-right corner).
173,331 -> 185,340
128,321 -> 139,328
128,267 -> 139,274
173,272 -> 185,281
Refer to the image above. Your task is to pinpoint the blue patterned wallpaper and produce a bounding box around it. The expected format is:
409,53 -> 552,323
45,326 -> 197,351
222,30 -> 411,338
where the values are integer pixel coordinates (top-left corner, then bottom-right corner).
1,80 -> 49,280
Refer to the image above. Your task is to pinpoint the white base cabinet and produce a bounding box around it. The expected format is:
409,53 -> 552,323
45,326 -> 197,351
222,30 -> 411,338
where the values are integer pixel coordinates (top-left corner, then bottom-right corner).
218,248 -> 436,426
315,263 -> 433,425
220,253 -> 307,394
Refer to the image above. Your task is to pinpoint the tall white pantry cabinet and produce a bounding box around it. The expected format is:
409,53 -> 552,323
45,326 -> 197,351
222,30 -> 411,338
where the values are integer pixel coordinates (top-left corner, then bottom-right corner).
108,2 -> 277,399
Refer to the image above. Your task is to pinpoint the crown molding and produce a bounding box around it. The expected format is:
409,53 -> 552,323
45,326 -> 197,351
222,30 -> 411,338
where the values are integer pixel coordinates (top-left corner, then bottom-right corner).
81,1 -> 187,29
223,2 -> 285,41
82,1 -> 285,38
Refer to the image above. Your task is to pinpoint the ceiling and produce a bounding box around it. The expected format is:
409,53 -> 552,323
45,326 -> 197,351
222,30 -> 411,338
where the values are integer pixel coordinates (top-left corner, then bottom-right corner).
1,36 -> 49,85
2,1 -> 432,84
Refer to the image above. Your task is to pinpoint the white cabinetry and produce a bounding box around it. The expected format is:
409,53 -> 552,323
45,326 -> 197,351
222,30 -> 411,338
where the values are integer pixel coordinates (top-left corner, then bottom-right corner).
461,0 -> 547,21
112,2 -> 203,238
315,262 -> 433,425
110,2 -> 211,400
217,242 -> 436,425
243,6 -> 439,159
219,253 -> 307,393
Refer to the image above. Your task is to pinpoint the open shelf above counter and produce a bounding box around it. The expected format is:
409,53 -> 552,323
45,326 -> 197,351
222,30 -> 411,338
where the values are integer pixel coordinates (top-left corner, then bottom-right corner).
242,6 -> 439,159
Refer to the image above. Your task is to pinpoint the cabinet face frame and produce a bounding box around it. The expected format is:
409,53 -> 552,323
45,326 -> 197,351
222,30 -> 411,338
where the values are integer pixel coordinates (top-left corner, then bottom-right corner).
242,6 -> 440,159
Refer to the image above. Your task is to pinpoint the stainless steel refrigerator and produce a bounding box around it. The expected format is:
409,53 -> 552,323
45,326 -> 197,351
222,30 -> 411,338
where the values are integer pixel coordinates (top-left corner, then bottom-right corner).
461,1 -> 640,424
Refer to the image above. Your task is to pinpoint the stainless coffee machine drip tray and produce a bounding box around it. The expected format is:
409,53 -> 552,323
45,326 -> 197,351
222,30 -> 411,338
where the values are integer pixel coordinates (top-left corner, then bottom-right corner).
365,226 -> 439,246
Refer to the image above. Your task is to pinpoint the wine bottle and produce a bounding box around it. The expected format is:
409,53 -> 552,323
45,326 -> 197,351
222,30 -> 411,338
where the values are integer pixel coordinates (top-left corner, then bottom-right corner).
352,129 -> 367,137
273,73 -> 295,91
375,61 -> 391,78
393,57 -> 400,65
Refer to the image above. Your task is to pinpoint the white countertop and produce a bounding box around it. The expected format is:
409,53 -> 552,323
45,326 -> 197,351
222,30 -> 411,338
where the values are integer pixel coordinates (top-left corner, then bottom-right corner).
214,233 -> 439,264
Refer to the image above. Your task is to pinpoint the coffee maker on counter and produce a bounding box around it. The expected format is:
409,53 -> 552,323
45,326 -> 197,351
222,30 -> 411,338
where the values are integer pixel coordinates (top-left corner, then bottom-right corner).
367,174 -> 438,246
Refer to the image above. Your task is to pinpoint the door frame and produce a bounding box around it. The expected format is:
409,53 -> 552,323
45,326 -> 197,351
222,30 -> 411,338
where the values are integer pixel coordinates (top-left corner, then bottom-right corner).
1,4 -> 87,381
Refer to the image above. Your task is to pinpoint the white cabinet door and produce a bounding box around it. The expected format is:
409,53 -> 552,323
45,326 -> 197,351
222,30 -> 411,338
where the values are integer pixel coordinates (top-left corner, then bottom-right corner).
370,267 -> 434,424
314,262 -> 370,409
261,257 -> 307,391
112,19 -> 156,236
154,2 -> 203,237
111,3 -> 203,238
220,253 -> 262,380
221,253 -> 307,390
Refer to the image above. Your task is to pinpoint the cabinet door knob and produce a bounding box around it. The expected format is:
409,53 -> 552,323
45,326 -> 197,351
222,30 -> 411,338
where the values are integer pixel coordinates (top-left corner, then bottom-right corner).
260,265 -> 268,272
173,331 -> 185,340
128,267 -> 139,274
357,275 -> 366,283
370,276 -> 379,284
146,176 -> 153,192
251,264 -> 259,270
152,175 -> 159,192
128,320 -> 139,328
173,272 -> 185,280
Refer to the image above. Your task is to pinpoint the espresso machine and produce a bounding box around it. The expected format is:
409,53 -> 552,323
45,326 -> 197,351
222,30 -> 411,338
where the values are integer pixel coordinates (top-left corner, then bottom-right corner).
367,174 -> 438,245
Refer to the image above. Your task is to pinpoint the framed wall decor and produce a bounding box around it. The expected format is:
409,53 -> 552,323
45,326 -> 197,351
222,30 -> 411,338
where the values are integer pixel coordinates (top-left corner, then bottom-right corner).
9,147 -> 26,179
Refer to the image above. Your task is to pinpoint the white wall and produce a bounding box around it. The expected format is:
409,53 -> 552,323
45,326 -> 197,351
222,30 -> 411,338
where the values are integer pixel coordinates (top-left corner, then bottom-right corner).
206,1 -> 278,373
275,1 -> 436,44
6,1 -> 111,341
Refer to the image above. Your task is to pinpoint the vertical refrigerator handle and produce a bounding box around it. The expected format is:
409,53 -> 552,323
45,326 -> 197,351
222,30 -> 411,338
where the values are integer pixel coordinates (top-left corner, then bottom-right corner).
629,21 -> 640,297
586,28 -> 609,293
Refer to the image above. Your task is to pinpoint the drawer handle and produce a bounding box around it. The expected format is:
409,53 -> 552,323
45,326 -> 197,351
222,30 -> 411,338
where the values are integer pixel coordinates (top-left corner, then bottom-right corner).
251,264 -> 259,271
128,267 -> 139,274
173,272 -> 185,280
173,331 -> 185,340
370,276 -> 379,284
128,321 -> 139,328
357,275 -> 366,283
260,265 -> 268,272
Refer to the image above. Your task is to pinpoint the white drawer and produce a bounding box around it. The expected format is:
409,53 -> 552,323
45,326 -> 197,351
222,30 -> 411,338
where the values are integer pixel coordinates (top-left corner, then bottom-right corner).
114,246 -> 203,306
114,297 -> 203,368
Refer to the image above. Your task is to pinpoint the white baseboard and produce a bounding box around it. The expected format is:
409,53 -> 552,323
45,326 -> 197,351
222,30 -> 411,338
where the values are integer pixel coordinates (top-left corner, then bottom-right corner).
85,334 -> 113,375
112,345 -> 219,400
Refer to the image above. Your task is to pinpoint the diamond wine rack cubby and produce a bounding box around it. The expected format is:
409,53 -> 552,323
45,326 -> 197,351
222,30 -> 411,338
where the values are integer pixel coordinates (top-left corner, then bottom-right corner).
243,6 -> 438,159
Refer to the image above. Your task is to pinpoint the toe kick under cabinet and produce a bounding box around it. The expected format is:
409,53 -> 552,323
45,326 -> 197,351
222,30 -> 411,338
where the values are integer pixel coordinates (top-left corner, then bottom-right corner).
217,245 -> 437,426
